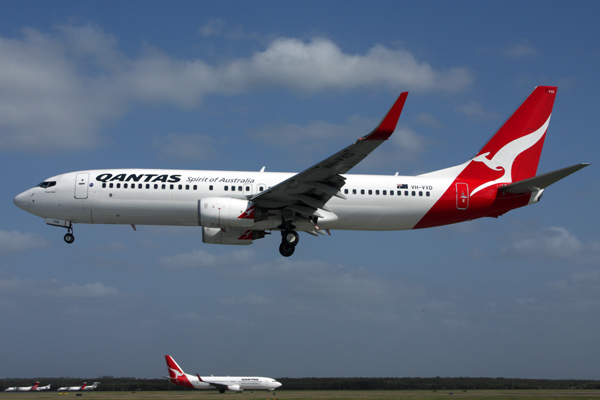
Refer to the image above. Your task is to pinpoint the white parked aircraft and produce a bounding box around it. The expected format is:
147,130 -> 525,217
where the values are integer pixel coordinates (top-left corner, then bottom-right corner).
13,87 -> 588,257
164,355 -> 282,393
4,382 -> 39,392
35,383 -> 51,391
57,382 -> 100,391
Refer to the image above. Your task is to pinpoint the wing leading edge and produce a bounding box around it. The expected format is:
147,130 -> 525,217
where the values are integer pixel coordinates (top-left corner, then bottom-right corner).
250,92 -> 408,223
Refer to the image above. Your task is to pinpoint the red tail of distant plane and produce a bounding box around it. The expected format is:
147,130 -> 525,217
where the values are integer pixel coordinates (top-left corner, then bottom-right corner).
31,382 -> 39,391
165,355 -> 194,388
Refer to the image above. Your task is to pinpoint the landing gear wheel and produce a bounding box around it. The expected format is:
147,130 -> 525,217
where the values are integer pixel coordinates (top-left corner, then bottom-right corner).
279,243 -> 295,257
64,233 -> 75,244
282,230 -> 299,247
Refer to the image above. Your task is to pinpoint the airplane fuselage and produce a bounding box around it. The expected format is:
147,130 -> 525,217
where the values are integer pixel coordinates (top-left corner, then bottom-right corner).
14,168 -> 533,232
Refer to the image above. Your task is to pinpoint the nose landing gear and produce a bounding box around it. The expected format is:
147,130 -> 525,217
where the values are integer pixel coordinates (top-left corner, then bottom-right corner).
279,230 -> 299,257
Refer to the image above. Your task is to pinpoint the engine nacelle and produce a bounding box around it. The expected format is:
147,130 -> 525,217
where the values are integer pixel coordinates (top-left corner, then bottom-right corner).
199,198 -> 256,228
202,227 -> 265,245
227,385 -> 243,393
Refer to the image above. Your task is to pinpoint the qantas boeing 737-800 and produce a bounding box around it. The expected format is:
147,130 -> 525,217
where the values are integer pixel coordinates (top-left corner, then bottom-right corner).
164,355 -> 282,393
13,86 -> 588,257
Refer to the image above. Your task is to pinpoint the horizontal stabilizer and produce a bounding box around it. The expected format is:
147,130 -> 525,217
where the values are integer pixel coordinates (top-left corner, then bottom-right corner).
499,163 -> 590,194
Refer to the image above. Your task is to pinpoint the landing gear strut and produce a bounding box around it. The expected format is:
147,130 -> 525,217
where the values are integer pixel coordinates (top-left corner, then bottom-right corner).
64,225 -> 75,244
279,230 -> 299,257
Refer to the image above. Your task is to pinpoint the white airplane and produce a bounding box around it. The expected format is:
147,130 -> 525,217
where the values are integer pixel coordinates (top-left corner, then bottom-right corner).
164,355 -> 282,393
35,383 -> 51,391
13,86 -> 589,257
57,382 -> 100,391
4,382 -> 39,392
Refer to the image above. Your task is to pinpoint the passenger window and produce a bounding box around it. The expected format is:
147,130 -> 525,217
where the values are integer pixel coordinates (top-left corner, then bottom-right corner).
419,191 -> 423,196
124,183 -> 128,188
170,184 -> 174,189
390,190 -> 394,196
259,186 -> 264,191
368,190 -> 372,195
352,189 -> 357,194
361,189 -> 365,195
146,184 -> 150,189
375,190 -> 380,195
102,183 -> 106,188
208,185 -> 212,191
162,184 -> 166,189
426,191 -> 430,197
405,190 -> 409,196
412,191 -> 416,196
193,185 -> 197,190
109,183 -> 113,188
154,184 -> 158,189
231,186 -> 235,191
138,184 -> 142,189
238,186 -> 242,191
383,190 -> 387,195
246,186 -> 250,192
344,189 -> 348,194
186,185 -> 190,190
178,185 -> 182,190
224,186 -> 229,191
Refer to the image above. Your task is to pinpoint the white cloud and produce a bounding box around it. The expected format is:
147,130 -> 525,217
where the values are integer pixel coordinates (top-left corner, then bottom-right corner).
478,41 -> 538,59
0,277 -> 118,299
0,230 -> 49,253
0,24 -> 473,153
499,226 -> 600,263
456,101 -> 500,121
415,112 -> 442,129
152,133 -> 217,160
159,248 -> 256,269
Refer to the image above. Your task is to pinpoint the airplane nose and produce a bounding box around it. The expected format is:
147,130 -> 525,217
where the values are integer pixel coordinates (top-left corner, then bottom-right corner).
13,190 -> 30,212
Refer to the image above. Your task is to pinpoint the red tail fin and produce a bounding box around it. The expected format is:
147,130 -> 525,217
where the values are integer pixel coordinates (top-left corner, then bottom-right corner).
463,86 -> 557,196
165,355 -> 194,388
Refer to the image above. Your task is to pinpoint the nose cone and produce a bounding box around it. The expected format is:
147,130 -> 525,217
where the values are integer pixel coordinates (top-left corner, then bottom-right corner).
13,190 -> 30,212
274,382 -> 282,388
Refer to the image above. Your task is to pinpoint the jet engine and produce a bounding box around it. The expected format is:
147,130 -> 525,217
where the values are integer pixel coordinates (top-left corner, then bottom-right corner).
227,385 -> 243,393
202,227 -> 265,245
198,198 -> 257,228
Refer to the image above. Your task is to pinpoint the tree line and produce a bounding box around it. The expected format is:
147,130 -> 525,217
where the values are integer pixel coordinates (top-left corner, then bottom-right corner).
2,376 -> 599,391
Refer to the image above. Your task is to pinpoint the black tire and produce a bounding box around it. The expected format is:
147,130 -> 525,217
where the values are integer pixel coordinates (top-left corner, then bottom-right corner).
64,233 -> 75,244
282,230 -> 299,247
279,243 -> 295,257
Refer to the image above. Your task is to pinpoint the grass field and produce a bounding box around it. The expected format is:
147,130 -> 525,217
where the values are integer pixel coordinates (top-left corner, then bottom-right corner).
3,390 -> 600,400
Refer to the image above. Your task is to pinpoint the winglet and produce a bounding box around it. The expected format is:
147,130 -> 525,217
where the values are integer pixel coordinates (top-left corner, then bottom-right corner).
362,92 -> 408,141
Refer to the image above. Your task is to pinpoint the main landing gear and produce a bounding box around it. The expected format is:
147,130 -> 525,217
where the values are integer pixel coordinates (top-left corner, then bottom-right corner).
64,225 -> 75,244
279,230 -> 299,257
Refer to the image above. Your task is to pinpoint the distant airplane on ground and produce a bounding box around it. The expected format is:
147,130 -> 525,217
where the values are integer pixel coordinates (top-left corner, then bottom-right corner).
164,355 -> 282,393
4,382 -> 39,392
57,382 -> 100,391
14,86 -> 589,257
35,383 -> 51,391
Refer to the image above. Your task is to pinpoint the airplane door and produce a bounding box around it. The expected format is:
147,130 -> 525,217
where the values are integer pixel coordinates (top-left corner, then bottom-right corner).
456,182 -> 469,210
75,173 -> 89,199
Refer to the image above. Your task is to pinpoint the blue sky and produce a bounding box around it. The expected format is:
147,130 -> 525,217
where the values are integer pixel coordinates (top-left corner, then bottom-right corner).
1,0 -> 599,381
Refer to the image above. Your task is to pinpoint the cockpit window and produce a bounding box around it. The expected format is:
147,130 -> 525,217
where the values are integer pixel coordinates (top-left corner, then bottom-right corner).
37,181 -> 56,188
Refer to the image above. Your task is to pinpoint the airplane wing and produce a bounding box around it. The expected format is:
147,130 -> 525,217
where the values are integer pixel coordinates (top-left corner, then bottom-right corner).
250,92 -> 408,223
499,163 -> 590,194
196,374 -> 233,391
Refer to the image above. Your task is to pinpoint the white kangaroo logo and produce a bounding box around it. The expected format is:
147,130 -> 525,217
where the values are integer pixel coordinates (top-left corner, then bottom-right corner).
470,116 -> 550,196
